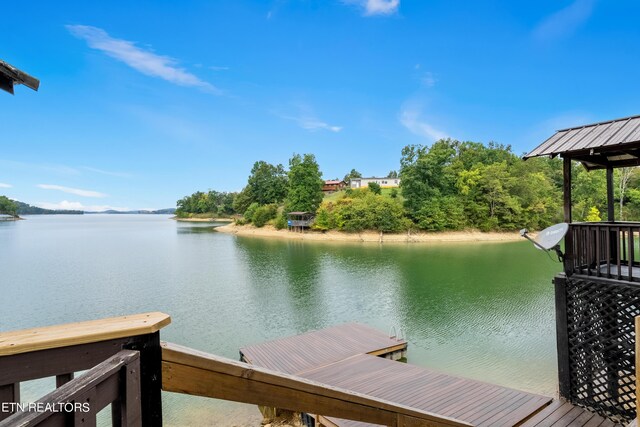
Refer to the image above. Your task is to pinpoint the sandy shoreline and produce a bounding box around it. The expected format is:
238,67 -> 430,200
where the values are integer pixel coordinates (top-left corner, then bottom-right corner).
171,216 -> 233,223
215,223 -> 523,243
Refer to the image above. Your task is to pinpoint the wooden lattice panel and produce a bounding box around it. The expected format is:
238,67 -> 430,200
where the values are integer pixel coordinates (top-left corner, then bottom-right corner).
566,277 -> 640,422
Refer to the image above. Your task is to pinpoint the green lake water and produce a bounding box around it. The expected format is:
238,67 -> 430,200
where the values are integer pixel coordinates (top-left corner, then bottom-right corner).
0,215 -> 562,426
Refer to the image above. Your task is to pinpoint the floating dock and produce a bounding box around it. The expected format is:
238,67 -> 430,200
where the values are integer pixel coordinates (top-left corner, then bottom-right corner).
240,323 -> 621,427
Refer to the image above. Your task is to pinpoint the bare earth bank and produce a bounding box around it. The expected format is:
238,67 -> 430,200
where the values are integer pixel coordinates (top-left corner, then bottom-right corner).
215,223 -> 522,243
171,217 -> 234,223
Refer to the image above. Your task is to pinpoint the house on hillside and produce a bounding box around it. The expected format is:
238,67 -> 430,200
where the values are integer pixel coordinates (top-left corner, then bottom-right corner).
322,180 -> 346,193
350,177 -> 400,189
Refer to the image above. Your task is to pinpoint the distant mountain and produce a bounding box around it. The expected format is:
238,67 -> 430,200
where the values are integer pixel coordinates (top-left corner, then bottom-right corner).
14,201 -> 175,215
85,208 -> 176,215
15,201 -> 83,215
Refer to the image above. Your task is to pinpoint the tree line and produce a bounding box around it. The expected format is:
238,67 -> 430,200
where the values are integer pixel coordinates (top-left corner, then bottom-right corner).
0,196 -> 18,217
176,139 -> 640,231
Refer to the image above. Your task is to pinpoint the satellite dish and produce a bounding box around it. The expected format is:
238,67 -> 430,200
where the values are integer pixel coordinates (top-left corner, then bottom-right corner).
520,223 -> 569,261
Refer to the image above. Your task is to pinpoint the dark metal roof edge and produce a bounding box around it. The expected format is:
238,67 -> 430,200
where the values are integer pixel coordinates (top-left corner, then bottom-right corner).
557,114 -> 640,132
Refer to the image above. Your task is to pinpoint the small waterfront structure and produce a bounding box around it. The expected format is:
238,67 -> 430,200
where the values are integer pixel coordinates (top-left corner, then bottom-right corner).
322,179 -> 346,193
0,59 -> 39,95
525,114 -> 640,423
350,176 -> 400,189
287,211 -> 314,232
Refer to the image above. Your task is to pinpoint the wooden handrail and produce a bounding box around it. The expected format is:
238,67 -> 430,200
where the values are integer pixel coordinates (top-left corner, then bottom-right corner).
0,312 -> 171,356
161,341 -> 472,427
0,350 -> 141,427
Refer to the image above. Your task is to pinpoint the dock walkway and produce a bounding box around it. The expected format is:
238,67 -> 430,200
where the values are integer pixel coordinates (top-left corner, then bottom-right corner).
240,324 -> 621,427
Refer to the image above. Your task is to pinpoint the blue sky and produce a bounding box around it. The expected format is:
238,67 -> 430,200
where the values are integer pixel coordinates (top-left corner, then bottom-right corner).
2,0 -> 640,211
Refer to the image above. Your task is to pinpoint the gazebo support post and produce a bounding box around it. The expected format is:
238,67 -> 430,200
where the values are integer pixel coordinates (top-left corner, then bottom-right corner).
606,166 -> 615,222
563,156 -> 573,273
563,156 -> 572,223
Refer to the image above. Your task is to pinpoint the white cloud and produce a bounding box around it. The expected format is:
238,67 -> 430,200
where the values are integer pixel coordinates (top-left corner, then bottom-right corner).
421,72 -> 437,88
343,0 -> 400,16
66,25 -> 219,93
533,0 -> 595,41
278,113 -> 342,133
399,103 -> 448,141
81,166 -> 132,178
274,104 -> 342,133
37,201 -> 129,212
37,184 -> 107,198
0,183 -> 12,188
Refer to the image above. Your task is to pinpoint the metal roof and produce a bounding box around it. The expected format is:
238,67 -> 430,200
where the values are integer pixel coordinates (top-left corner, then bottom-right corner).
524,114 -> 640,170
0,60 -> 39,95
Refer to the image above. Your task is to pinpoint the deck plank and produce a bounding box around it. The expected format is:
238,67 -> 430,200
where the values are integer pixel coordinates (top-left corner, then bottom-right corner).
242,323 -> 622,427
240,323 -> 406,374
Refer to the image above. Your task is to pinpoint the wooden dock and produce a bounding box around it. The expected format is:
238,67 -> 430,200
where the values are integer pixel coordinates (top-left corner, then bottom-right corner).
241,324 -> 622,427
240,323 -> 408,374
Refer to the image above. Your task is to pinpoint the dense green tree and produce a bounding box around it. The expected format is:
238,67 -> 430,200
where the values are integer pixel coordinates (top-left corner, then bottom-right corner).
368,182 -> 381,195
400,139 -> 561,231
176,190 -> 238,217
246,161 -> 288,205
314,190 -> 407,232
285,153 -> 324,213
232,187 -> 253,214
243,202 -> 260,223
176,138 -> 636,233
615,167 -> 640,220
252,204 -> 278,227
400,140 -> 457,220
0,196 -> 18,217
388,170 -> 398,178
572,166 -> 606,221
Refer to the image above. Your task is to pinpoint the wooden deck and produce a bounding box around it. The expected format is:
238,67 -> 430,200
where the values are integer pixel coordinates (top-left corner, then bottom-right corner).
240,323 -> 407,374
520,400 -> 619,427
304,354 -> 551,427
242,324 -> 624,427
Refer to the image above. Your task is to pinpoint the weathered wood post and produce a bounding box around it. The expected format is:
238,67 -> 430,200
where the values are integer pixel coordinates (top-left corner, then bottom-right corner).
126,331 -> 163,426
554,274 -> 571,399
606,166 -> 615,222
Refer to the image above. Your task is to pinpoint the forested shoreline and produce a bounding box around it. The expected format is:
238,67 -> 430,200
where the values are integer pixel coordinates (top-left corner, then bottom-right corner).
176,139 -> 640,232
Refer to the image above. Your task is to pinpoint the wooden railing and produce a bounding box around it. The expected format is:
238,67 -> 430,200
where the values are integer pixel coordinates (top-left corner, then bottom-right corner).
567,222 -> 640,282
0,350 -> 141,426
0,313 -> 470,427
0,312 -> 169,426
162,341 -> 470,427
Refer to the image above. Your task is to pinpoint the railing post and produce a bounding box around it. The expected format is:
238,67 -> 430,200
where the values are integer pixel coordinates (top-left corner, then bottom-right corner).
125,332 -> 162,427
564,226 -> 574,275
0,383 -> 19,422
554,274 -> 571,399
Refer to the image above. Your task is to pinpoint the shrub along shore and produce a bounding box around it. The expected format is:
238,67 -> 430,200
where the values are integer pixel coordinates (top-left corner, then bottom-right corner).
175,139 -> 640,235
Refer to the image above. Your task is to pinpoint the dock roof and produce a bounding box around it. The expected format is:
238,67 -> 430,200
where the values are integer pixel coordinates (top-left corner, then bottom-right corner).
524,114 -> 640,170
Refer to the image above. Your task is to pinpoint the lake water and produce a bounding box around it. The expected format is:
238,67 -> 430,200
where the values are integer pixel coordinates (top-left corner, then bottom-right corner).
0,215 -> 562,426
